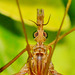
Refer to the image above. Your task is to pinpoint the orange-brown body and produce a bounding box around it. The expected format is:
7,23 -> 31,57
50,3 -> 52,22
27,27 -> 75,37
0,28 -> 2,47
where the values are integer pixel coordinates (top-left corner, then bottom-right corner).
14,9 -> 62,75
14,44 -> 61,75
30,44 -> 48,75
0,0 -> 73,75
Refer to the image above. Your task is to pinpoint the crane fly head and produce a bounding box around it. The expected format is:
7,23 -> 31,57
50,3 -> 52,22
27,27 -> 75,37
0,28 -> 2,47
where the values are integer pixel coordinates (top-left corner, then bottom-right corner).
30,15 -> 50,43
30,9 -> 50,44
31,15 -> 50,43
33,29 -> 48,43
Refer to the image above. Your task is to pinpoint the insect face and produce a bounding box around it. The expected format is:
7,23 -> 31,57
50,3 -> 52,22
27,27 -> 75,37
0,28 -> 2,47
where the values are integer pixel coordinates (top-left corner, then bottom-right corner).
33,29 -> 48,43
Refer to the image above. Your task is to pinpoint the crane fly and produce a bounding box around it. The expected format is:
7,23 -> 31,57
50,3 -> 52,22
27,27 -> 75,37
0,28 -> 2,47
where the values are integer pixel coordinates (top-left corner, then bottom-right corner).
0,0 -> 75,75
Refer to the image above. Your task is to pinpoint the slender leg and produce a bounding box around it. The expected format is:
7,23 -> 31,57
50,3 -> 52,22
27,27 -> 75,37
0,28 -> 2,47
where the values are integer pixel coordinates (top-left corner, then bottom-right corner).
16,0 -> 28,44
47,47 -> 61,75
16,0 -> 32,57
44,0 -> 72,75
48,27 -> 75,46
14,63 -> 29,75
48,62 -> 62,75
46,46 -> 52,75
0,45 -> 34,72
0,48 -> 27,72
0,0 -> 35,72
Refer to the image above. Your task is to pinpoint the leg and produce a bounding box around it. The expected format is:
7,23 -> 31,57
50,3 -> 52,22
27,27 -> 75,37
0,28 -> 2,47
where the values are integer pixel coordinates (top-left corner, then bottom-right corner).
14,63 -> 29,75
0,45 -> 34,72
16,0 -> 32,57
0,48 -> 27,72
50,0 -> 72,61
44,0 -> 72,74
0,0 -> 33,73
16,0 -> 28,44
48,27 -> 75,46
48,62 -> 62,75
45,46 -> 52,75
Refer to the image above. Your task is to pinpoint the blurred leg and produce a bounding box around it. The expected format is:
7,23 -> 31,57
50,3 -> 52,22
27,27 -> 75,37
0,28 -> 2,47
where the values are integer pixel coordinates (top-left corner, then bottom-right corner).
48,27 -> 75,46
0,48 -> 27,72
14,63 -> 29,75
48,62 -> 62,75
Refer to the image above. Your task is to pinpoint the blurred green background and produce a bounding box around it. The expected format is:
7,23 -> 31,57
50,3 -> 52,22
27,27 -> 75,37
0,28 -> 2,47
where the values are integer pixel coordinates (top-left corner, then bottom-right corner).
0,0 -> 75,75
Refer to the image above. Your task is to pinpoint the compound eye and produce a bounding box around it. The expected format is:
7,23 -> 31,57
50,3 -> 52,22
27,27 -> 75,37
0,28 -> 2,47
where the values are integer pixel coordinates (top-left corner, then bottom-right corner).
33,32 -> 38,38
43,32 -> 48,38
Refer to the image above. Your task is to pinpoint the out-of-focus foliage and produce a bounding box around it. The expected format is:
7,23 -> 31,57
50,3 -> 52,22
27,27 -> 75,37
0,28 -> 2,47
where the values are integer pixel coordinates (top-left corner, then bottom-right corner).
63,0 -> 75,25
0,0 -> 71,31
0,0 -> 75,75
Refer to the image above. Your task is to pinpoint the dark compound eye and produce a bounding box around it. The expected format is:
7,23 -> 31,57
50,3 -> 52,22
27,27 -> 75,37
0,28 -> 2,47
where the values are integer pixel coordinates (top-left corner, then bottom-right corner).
33,31 -> 38,38
34,32 -> 38,37
43,31 -> 48,38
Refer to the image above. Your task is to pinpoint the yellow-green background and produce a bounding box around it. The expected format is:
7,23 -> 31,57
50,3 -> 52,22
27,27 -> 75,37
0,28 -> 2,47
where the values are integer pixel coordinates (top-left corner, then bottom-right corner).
0,0 -> 75,75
